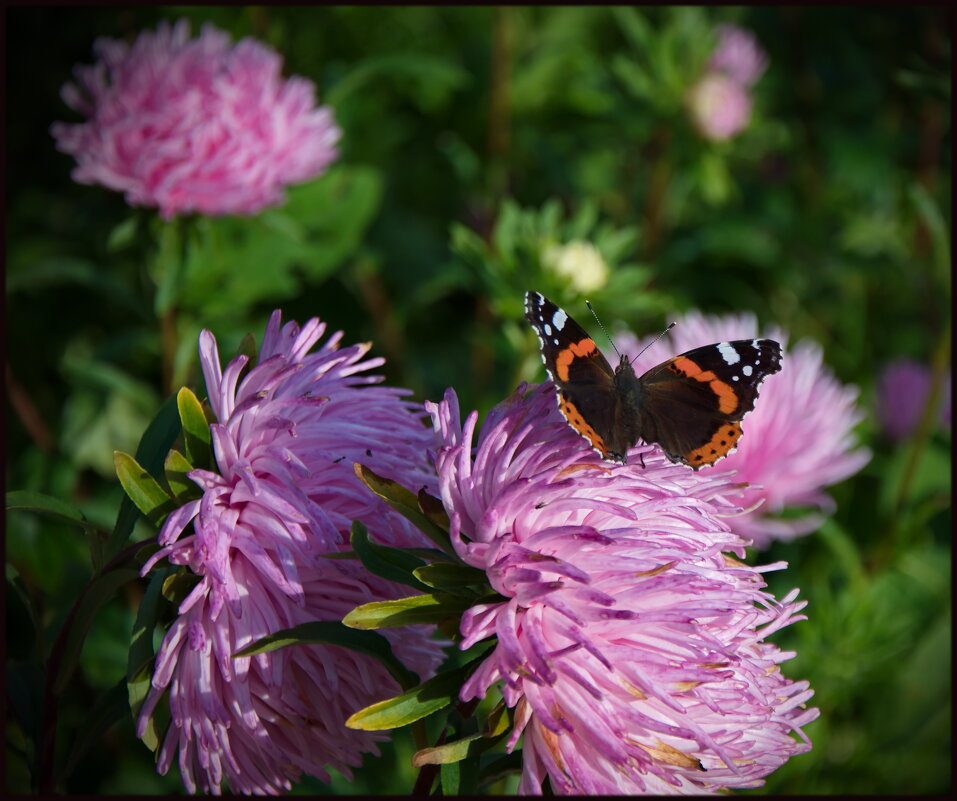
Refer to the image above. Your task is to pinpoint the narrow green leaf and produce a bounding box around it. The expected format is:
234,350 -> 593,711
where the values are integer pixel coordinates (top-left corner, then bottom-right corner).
5,490 -> 100,536
106,216 -> 138,253
343,593 -> 472,630
418,487 -> 451,530
414,733 -> 485,767
53,567 -> 141,694
177,387 -> 212,467
164,449 -> 196,500
354,464 -> 454,554
114,452 -> 176,526
108,393 -> 181,556
350,521 -> 431,592
161,570 -> 201,606
346,661 -> 475,731
128,568 -> 171,751
234,620 -> 419,691
413,563 -> 489,591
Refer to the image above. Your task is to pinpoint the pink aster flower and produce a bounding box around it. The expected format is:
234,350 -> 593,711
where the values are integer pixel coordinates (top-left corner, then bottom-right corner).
708,24 -> 769,87
876,359 -> 951,442
617,311 -> 871,548
427,383 -> 818,794
686,72 -> 754,141
137,311 -> 444,794
51,19 -> 340,218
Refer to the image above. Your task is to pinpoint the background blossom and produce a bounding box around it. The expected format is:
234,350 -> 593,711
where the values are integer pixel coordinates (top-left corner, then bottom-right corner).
876,359 -> 951,442
137,311 -> 444,793
51,19 -> 340,218
687,24 -> 767,141
617,311 -> 871,548
427,383 -> 817,794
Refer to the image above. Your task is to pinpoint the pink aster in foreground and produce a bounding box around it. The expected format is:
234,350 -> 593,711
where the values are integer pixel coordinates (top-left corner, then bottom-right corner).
137,311 -> 444,794
427,383 -> 817,794
876,358 -> 951,442
617,311 -> 871,548
51,19 -> 340,218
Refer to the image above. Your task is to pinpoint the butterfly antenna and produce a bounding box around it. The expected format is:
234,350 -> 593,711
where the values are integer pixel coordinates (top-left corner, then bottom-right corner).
585,300 -> 623,361
630,321 -> 677,366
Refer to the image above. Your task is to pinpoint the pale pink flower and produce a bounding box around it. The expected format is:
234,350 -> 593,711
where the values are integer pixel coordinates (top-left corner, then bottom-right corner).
617,311 -> 871,548
686,72 -> 754,141
427,383 -> 818,794
709,24 -> 769,87
51,19 -> 340,218
876,359 -> 951,442
137,311 -> 444,794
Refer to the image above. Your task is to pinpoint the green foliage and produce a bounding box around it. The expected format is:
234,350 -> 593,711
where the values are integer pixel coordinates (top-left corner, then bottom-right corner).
5,4 -> 950,795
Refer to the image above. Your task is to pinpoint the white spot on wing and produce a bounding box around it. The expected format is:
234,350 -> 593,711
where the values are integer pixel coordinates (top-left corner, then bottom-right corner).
543,323 -> 552,336
717,342 -> 740,365
742,365 -> 753,377
552,308 -> 568,331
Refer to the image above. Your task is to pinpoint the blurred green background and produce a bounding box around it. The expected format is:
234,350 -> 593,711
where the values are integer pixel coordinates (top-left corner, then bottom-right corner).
5,5 -> 950,795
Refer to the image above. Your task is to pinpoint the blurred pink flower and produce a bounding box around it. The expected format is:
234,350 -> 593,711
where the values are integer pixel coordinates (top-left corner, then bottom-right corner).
137,311 -> 443,793
687,24 -> 767,142
427,383 -> 817,794
617,311 -> 871,548
709,24 -> 769,87
876,359 -> 951,442
51,19 -> 340,219
686,73 -> 754,141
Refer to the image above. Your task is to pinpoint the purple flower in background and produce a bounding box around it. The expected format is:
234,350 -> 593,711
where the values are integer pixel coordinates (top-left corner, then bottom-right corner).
427,383 -> 817,794
51,19 -> 340,218
687,24 -> 767,142
617,311 -> 871,548
877,359 -> 951,441
137,311 -> 443,793
709,24 -> 769,87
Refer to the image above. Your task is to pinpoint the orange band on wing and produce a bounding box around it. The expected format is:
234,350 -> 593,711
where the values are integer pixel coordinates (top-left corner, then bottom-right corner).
669,357 -> 738,414
684,422 -> 742,468
558,396 -> 608,457
554,338 -> 598,381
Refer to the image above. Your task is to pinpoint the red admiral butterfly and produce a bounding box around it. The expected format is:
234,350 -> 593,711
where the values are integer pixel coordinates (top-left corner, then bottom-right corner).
524,291 -> 782,469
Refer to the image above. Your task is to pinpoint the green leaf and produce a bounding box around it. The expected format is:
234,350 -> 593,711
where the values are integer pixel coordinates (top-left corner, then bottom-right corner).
53,567 -> 141,694
108,394 -> 181,556
114,452 -> 176,527
343,593 -> 472,630
128,569 -> 171,751
5,490 -> 98,535
176,387 -> 212,467
105,216 -> 138,253
161,570 -> 201,606
350,521 -> 431,592
413,563 -> 489,591
164,449 -> 196,501
345,660 -> 477,731
234,620 -> 419,691
414,732 -> 485,767
353,463 -> 454,554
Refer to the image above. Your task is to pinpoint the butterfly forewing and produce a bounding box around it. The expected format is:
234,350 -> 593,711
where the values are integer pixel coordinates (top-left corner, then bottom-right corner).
525,291 -> 622,460
637,339 -> 782,468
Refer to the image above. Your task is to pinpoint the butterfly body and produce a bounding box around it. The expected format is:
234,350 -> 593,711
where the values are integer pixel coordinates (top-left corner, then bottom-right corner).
524,291 -> 782,469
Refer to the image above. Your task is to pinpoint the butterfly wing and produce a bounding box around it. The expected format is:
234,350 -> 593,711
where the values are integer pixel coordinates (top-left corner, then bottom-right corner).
524,291 -> 628,462
637,338 -> 782,469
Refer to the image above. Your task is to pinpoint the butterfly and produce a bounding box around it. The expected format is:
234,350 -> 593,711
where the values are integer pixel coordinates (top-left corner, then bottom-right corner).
524,291 -> 782,469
